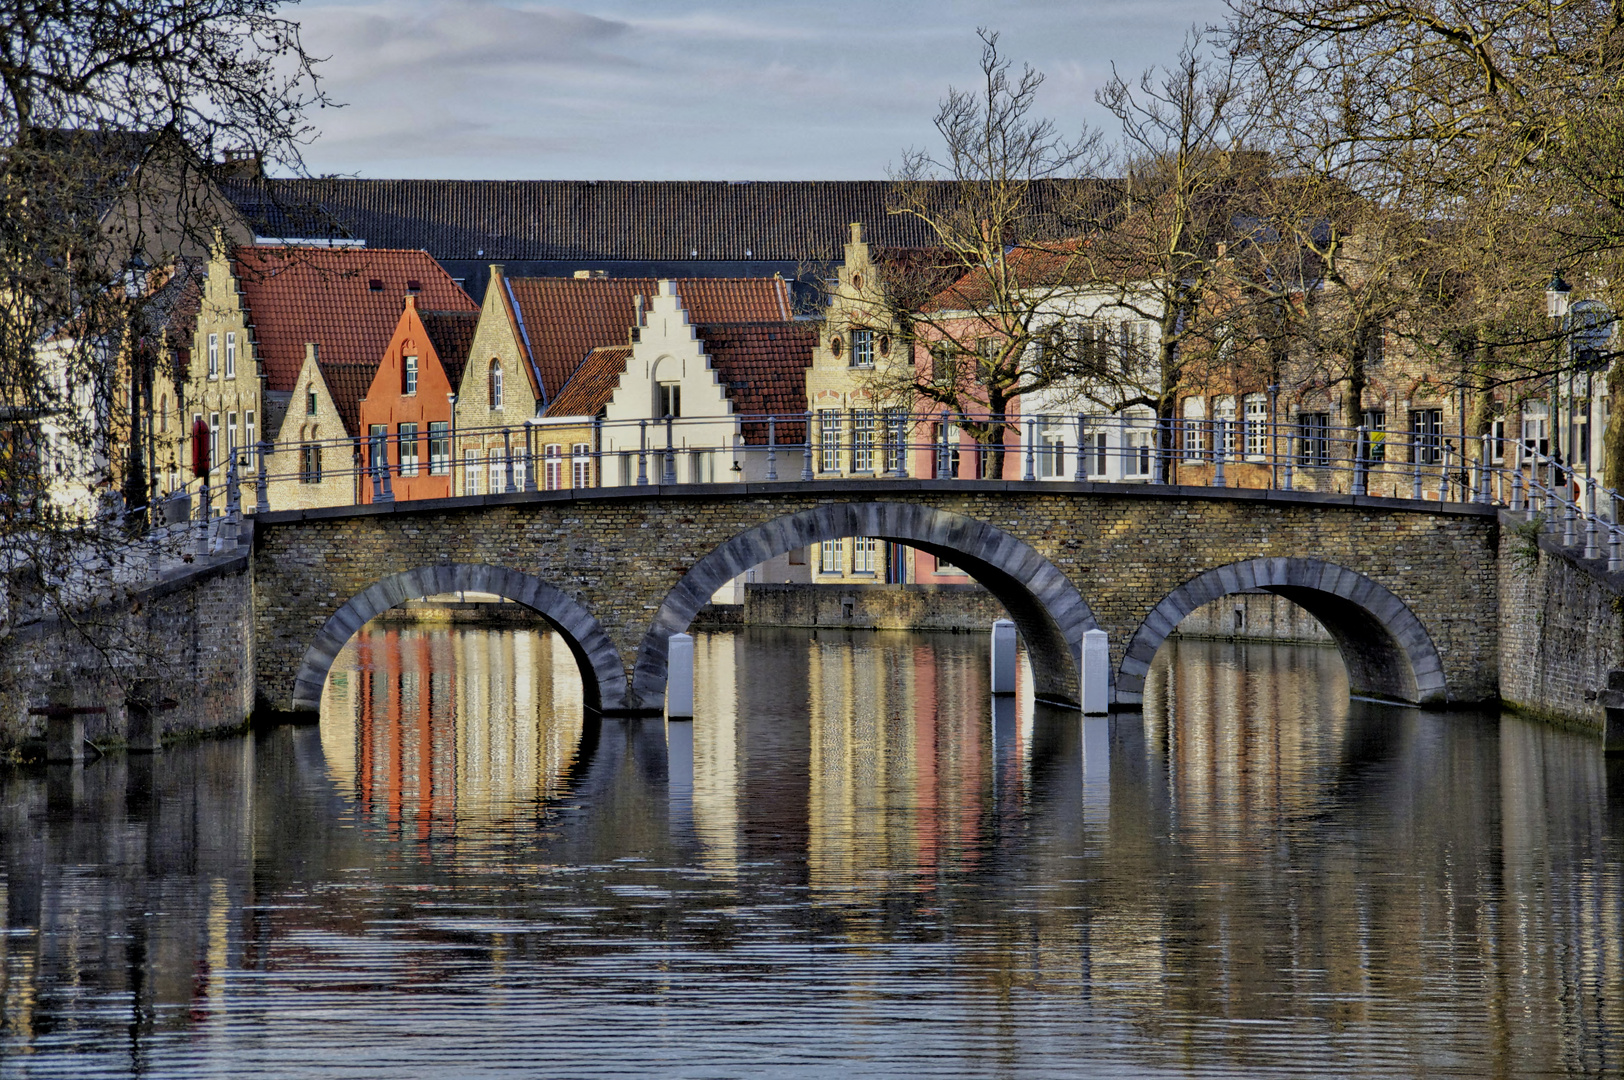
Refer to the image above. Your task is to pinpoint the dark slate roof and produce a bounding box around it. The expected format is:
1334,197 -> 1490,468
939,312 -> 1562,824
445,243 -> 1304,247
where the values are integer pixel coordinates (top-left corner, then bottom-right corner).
225,179 -> 1101,262
694,322 -> 817,445
419,309 -> 479,390
546,345 -> 632,419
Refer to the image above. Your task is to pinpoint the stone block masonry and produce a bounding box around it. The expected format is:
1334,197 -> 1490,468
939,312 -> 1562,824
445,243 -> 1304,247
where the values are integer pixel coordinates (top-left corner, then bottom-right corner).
732,582 -> 1010,632
252,480 -> 1503,715
0,539 -> 255,754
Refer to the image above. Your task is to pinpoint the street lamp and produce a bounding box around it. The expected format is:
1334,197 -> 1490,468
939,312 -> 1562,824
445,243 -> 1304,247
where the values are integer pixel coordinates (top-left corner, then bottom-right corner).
1545,271 -> 1571,480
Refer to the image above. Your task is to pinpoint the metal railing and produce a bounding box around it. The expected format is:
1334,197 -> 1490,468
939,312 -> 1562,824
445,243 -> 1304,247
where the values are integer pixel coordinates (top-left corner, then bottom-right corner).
154,410 -> 1622,572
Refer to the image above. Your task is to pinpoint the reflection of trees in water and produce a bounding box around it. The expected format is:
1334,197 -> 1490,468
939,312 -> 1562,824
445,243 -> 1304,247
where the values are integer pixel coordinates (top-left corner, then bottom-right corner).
319,624 -> 586,836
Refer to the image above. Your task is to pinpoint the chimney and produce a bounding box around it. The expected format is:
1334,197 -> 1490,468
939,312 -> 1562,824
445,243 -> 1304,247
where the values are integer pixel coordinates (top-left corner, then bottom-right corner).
305,342 -> 318,365
573,269 -> 608,279
404,294 -> 417,311
850,221 -> 862,245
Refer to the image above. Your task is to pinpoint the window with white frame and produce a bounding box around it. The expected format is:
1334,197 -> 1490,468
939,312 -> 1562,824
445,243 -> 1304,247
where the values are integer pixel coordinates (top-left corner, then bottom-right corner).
545,443 -> 563,490
1410,408 -> 1443,465
619,451 -> 634,487
688,449 -> 712,484
227,411 -> 238,459
403,355 -> 418,395
1243,394 -> 1267,459
1490,419 -> 1507,463
244,411 -> 255,471
658,382 -> 681,418
1362,409 -> 1387,461
1214,397 -> 1237,457
885,411 -> 907,473
818,538 -> 843,574
398,423 -> 419,477
300,445 -> 321,484
488,450 -> 504,493
1039,418 -> 1066,477
851,409 -> 875,471
429,422 -> 450,475
1182,397 -> 1206,460
1126,421 -> 1153,477
1084,428 -> 1108,477
853,536 -> 878,574
209,412 -> 220,470
819,410 -> 841,472
465,450 -> 481,494
224,332 -> 236,378
488,361 -> 503,410
207,334 -> 219,379
1521,402 -> 1549,458
849,329 -> 875,368
933,419 -> 960,478
306,388 -> 317,416
572,443 -> 592,488
368,424 -> 387,481
1299,412 -> 1330,467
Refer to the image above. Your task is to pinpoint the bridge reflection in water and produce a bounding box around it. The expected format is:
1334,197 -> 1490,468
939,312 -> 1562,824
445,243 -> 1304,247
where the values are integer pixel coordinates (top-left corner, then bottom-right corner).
1,623 -> 1619,1076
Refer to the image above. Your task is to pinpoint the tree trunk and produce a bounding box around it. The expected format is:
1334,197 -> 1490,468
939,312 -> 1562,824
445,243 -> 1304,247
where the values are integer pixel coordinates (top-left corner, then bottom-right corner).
1605,362 -> 1624,495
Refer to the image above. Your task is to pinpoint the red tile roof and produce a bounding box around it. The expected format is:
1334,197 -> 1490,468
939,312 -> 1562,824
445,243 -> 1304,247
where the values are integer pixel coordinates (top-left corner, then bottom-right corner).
502,276 -> 793,405
694,322 -> 817,444
317,362 -> 375,439
418,310 -> 479,389
232,246 -> 477,392
546,345 -> 632,419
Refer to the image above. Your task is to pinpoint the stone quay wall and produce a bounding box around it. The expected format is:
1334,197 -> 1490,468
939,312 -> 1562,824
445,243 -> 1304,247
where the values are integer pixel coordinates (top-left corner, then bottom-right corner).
1172,591 -> 1335,644
0,544 -> 255,754
1497,510 -> 1624,735
727,582 -> 1010,632
252,480 -> 1503,713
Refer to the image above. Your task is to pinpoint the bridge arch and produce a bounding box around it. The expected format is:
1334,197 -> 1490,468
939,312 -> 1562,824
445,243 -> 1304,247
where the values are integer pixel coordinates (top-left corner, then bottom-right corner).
629,502 -> 1099,710
290,563 -> 629,714
1116,556 -> 1448,707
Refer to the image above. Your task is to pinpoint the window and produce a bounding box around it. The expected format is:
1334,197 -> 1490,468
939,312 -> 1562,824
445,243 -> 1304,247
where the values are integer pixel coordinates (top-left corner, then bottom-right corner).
1490,419 -> 1507,463
935,556 -> 967,576
1181,398 -> 1206,460
1243,394 -> 1267,459
933,420 -> 962,478
209,413 -> 220,470
224,332 -> 236,378
192,412 -> 203,468
207,334 -> 218,379
398,423 -> 419,477
307,388 -> 318,416
1362,409 -> 1387,461
300,444 -> 322,484
1299,413 -> 1330,467
1126,426 -> 1153,477
488,360 -> 503,410
488,451 -> 504,493
1039,419 -> 1066,478
884,411 -> 907,474
368,424 -> 388,478
658,381 -> 681,418
819,410 -> 842,472
850,329 -> 875,368
429,422 -> 450,475
1521,403 -> 1549,458
851,409 -> 875,472
619,451 -> 635,487
245,411 -> 255,459
1084,428 -> 1108,477
818,538 -> 844,574
227,411 -> 238,458
511,449 -> 527,492
573,443 -> 592,488
688,449 -> 712,484
1214,397 -> 1237,457
465,450 -> 482,494
545,444 -> 563,490
1410,408 -> 1443,465
403,355 -> 418,396
853,536 -> 878,574
1364,326 -> 1385,367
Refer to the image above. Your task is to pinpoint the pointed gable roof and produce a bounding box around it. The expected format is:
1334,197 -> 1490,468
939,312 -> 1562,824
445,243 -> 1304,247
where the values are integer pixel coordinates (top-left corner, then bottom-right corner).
546,345 -> 632,419
419,309 -> 479,389
502,276 -> 792,406
231,246 -> 477,391
694,322 -> 817,444
313,361 -> 374,439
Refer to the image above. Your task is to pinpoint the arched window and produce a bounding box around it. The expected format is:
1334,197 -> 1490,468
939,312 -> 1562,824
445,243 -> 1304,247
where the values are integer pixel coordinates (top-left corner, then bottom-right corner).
488,360 -> 503,409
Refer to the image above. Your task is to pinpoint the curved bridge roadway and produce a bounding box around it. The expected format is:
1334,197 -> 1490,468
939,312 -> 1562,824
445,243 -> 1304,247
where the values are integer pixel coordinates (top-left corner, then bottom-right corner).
250,478 -> 1500,716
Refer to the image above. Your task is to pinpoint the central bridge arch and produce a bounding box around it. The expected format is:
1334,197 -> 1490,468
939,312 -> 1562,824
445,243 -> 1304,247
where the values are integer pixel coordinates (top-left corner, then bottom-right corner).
1116,556 -> 1448,707
629,501 -> 1099,710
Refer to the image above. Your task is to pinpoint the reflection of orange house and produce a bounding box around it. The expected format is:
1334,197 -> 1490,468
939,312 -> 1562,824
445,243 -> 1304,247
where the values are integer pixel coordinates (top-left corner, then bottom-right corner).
358,296 -> 479,503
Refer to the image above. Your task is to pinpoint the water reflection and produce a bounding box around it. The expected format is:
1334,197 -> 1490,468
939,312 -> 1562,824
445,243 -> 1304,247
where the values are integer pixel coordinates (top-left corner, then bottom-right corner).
0,625 -> 1619,1077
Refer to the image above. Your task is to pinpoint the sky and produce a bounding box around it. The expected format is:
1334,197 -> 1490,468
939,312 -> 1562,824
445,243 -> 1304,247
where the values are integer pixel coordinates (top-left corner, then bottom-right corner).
290,0 -> 1232,180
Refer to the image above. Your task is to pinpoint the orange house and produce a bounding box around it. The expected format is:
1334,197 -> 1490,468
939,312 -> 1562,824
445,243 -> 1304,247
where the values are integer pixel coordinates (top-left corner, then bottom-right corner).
358,295 -> 479,503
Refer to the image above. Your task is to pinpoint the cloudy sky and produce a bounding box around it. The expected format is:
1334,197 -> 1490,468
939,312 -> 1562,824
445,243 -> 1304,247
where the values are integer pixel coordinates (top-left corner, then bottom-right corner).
291,0 -> 1231,180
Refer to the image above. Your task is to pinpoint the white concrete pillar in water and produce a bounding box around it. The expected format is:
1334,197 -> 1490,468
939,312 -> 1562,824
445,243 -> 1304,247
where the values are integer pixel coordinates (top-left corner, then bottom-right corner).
667,633 -> 695,719
1081,628 -> 1110,715
1081,714 -> 1111,821
990,620 -> 1017,695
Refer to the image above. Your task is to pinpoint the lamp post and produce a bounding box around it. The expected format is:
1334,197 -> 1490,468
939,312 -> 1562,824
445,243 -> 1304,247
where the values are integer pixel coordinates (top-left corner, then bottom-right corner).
1546,271 -> 1571,499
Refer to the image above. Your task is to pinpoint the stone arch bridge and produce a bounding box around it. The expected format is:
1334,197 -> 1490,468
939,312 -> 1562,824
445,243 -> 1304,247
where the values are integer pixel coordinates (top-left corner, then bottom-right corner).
251,479 -> 1501,716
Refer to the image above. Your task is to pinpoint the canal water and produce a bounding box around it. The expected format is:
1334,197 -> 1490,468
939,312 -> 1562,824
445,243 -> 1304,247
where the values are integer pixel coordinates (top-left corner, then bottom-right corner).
0,624 -> 1620,1078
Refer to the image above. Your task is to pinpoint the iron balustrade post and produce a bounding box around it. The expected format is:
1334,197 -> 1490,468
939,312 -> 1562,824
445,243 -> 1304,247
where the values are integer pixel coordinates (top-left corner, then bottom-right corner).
1612,527 -> 1624,572
592,414 -> 603,488
1282,430 -> 1295,491
1564,493 -> 1579,546
1073,413 -> 1087,482
1586,478 -> 1602,559
765,416 -> 778,481
637,420 -> 649,485
1511,470 -> 1525,514
1352,424 -> 1369,497
1411,434 -> 1424,501
255,439 -> 270,514
524,425 -> 538,492
802,412 -> 814,481
1154,417 -> 1168,485
893,414 -> 909,478
1438,442 -> 1451,503
1024,418 -> 1036,481
663,415 -> 677,485
1211,420 -> 1226,488
502,428 -> 516,493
